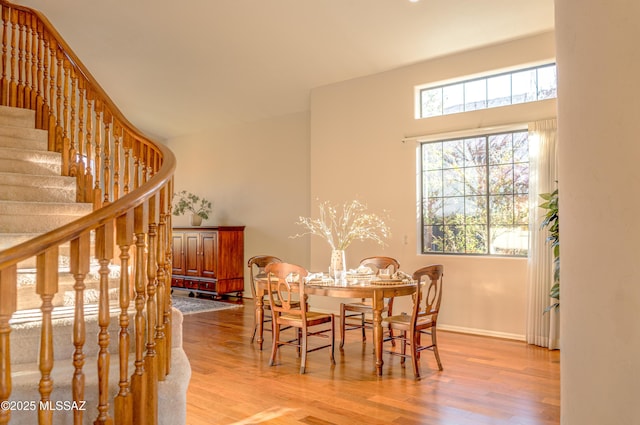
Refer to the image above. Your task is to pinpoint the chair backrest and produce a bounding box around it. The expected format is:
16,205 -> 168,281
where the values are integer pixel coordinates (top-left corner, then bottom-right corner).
265,262 -> 309,318
359,256 -> 400,275
248,255 -> 282,299
411,265 -> 444,326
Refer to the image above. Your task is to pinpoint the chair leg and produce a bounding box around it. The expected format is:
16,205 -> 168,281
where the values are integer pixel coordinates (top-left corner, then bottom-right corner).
410,330 -> 421,380
330,317 -> 336,365
387,298 -> 395,347
300,330 -> 308,374
269,321 -> 279,367
340,303 -> 346,348
431,327 -> 443,371
400,330 -> 407,365
360,313 -> 366,342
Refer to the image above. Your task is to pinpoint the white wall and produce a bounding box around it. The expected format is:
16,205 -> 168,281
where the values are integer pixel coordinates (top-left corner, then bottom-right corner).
309,32 -> 557,338
166,111 -> 311,294
556,1 -> 640,423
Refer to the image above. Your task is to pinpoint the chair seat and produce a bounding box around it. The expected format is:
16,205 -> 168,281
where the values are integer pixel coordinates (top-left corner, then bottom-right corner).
382,314 -> 434,330
279,311 -> 333,327
342,301 -> 388,313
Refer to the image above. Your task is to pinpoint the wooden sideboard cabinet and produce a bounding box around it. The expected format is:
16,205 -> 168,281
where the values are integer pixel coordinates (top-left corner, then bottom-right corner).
171,226 -> 245,298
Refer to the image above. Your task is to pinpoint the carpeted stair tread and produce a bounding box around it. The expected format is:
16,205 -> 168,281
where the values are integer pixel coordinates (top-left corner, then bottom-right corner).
0,146 -> 62,175
0,105 -> 36,128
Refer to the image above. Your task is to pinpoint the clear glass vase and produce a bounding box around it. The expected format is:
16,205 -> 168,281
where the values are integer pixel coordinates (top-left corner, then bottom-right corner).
329,249 -> 346,281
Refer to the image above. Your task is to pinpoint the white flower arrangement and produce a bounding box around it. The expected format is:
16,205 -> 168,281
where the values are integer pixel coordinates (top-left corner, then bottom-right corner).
292,200 -> 391,250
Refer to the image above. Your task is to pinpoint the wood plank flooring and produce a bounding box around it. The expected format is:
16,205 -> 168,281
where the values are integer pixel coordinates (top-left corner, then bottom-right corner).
181,299 -> 559,425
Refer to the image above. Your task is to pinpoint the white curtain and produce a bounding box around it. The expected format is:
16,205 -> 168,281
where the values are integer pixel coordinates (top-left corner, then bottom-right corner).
526,118 -> 559,349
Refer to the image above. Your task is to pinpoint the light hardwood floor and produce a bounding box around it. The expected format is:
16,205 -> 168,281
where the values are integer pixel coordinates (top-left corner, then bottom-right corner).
182,299 -> 559,425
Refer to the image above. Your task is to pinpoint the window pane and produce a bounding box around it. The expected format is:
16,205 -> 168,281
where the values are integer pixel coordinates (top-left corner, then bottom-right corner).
491,225 -> 528,256
464,137 -> 486,166
443,84 -> 464,114
537,65 -> 557,100
425,170 -> 443,197
487,74 -> 511,107
443,225 -> 464,253
423,142 -> 443,170
464,79 -> 486,111
490,195 -> 513,224
514,195 -> 529,224
514,163 -> 529,194
465,196 -> 487,224
442,169 -> 464,196
489,133 -> 513,165
443,197 -> 464,224
421,88 -> 443,117
424,225 -> 442,253
512,69 -> 537,104
513,131 -> 529,163
464,166 -> 487,195
489,164 -> 514,194
442,140 -> 464,168
465,225 -> 488,254
426,197 -> 443,225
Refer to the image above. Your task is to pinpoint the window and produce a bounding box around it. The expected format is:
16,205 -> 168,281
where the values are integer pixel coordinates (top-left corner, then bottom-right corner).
419,63 -> 556,118
421,130 -> 529,256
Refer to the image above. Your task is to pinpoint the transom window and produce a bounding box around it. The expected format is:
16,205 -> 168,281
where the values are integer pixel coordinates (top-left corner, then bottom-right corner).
419,63 -> 556,118
420,130 -> 529,256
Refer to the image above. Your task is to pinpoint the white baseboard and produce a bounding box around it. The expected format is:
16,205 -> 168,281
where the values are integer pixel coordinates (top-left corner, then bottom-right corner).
437,324 -> 525,341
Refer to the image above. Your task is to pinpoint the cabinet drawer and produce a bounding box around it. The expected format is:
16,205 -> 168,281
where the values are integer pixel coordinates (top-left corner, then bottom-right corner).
199,280 -> 217,291
184,279 -> 200,289
172,277 -> 185,288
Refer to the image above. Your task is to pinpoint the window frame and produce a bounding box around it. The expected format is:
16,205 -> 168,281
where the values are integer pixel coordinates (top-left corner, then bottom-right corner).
417,125 -> 530,257
417,63 -> 557,119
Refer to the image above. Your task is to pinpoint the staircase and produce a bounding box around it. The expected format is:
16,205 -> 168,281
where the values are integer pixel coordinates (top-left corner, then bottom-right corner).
0,105 -> 93,251
0,105 -> 95,311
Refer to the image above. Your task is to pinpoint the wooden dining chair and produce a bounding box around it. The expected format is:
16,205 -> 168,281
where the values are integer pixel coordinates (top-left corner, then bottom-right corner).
266,262 -> 335,374
248,255 -> 283,348
340,256 -> 400,348
382,264 -> 444,380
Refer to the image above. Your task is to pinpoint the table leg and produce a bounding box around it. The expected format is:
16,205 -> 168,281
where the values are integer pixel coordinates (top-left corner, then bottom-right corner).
255,296 -> 264,350
372,290 -> 385,376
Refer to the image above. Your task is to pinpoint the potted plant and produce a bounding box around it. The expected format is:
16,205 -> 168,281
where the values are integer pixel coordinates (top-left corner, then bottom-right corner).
173,190 -> 213,226
540,188 -> 559,311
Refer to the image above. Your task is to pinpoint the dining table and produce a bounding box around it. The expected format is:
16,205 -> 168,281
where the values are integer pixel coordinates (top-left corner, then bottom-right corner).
255,274 -> 416,377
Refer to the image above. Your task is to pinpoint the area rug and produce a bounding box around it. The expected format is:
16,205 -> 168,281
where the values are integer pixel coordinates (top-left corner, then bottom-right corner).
171,295 -> 242,315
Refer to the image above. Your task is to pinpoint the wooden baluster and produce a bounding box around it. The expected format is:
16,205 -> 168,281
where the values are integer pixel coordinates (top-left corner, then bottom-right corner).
16,11 -> 24,108
61,57 -> 71,176
70,233 -> 90,425
29,14 -> 37,108
164,186 -> 173,374
35,21 -> 46,129
131,202 -> 148,425
53,47 -> 63,154
1,6 -> 9,105
114,211 -> 134,425
113,122 -> 122,201
145,195 -> 158,425
77,81 -> 87,201
93,100 -> 103,208
94,223 -> 114,425
102,111 -> 112,204
69,67 -> 78,179
132,139 -> 140,191
9,9 -> 17,106
155,188 -> 167,381
39,24 -> 51,130
85,92 -> 93,203
0,265 -> 17,425
123,132 -> 131,195
47,37 -> 56,149
37,246 -> 59,425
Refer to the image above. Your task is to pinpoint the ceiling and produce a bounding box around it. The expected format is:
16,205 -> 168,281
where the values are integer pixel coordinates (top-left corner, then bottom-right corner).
15,0 -> 554,140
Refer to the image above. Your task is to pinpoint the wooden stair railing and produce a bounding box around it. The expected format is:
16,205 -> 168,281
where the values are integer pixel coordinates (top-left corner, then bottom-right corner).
0,2 -> 177,425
